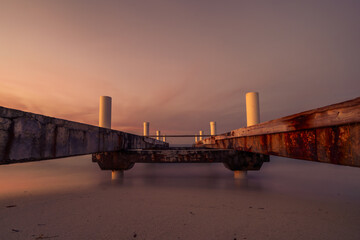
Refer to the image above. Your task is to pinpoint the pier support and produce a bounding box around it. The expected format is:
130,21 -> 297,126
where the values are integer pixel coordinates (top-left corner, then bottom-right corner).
235,92 -> 261,178
99,96 -> 112,128
234,170 -> 247,179
99,96 -> 122,179
111,170 -> 124,181
199,130 -> 203,140
156,130 -> 160,140
143,122 -> 149,137
210,122 -> 216,136
246,92 -> 260,127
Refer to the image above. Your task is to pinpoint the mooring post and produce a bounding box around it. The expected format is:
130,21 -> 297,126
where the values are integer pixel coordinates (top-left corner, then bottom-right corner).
163,135 -> 166,142
143,122 -> 149,137
99,96 -> 122,180
99,96 -> 112,128
233,92 -> 261,179
246,92 -> 260,127
195,135 -> 198,142
210,122 -> 216,136
156,130 -> 160,140
199,130 -> 203,140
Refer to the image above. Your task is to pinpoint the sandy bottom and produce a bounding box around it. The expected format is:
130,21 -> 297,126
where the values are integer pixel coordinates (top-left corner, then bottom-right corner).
0,156 -> 359,240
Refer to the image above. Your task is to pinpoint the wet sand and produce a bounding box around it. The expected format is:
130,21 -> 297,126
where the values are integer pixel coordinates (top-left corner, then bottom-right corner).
0,156 -> 359,240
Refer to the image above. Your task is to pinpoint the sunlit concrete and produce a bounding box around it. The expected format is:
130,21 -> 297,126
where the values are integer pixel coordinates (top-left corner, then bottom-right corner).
234,170 -> 247,179
99,96 -> 112,128
156,130 -> 160,140
111,170 -> 124,180
143,122 -> 149,136
210,122 -> 216,136
240,92 -> 261,178
246,92 -> 260,127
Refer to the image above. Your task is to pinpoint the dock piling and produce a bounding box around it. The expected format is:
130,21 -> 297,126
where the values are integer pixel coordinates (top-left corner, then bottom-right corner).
246,92 -> 260,127
143,122 -> 149,137
99,96 -> 112,128
210,122 -> 216,136
156,130 -> 160,140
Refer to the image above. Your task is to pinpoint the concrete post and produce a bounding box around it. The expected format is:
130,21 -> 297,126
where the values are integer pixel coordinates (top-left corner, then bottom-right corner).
99,96 -> 122,180
236,92 -> 260,179
199,130 -> 203,140
111,170 -> 124,181
99,96 -> 112,128
234,170 -> 247,179
210,122 -> 216,136
156,130 -> 160,140
163,135 -> 166,142
246,92 -> 260,127
143,122 -> 149,137
195,135 -> 198,142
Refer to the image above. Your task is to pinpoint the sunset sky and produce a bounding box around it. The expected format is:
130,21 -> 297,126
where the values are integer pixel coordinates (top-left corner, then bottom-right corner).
1,0 -> 359,138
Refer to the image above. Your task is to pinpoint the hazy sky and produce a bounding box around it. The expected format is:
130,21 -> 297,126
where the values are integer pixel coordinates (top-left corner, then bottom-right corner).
1,0 -> 359,139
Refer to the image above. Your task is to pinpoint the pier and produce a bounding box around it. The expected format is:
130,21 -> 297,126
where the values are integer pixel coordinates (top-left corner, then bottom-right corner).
0,94 -> 359,174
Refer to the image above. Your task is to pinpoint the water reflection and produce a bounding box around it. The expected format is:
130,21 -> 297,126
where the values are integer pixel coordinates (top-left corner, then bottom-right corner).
1,155 -> 360,203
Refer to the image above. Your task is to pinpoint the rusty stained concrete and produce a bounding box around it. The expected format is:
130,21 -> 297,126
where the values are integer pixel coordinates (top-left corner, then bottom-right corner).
0,106 -> 168,164
197,97 -> 360,168
93,148 -> 269,171
197,123 -> 360,168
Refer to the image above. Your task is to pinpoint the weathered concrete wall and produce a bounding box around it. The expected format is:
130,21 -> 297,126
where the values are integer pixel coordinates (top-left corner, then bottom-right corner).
197,97 -> 360,167
199,123 -> 359,167
0,106 -> 168,164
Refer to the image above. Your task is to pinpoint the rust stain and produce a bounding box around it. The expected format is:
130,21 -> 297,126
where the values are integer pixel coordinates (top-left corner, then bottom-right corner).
205,123 -> 359,168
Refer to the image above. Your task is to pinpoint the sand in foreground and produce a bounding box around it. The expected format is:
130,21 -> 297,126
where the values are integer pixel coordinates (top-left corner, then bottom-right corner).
0,156 -> 359,240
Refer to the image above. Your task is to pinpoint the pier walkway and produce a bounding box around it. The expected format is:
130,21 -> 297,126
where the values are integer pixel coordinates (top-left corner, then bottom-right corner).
0,96 -> 359,173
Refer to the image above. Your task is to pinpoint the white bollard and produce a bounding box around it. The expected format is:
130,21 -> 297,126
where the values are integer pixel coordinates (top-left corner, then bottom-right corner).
143,122 -> 149,136
237,92 -> 260,179
99,96 -> 121,180
99,96 -> 112,128
246,92 -> 260,127
199,130 -> 203,140
156,130 -> 160,140
210,122 -> 216,136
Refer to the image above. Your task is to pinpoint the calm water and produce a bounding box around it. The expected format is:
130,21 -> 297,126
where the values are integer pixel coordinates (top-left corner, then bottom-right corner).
1,155 -> 359,202
1,156 -> 360,240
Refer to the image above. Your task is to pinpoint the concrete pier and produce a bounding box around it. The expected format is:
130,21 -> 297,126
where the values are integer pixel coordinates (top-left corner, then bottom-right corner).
0,106 -> 168,164
196,97 -> 360,168
1,95 -> 359,171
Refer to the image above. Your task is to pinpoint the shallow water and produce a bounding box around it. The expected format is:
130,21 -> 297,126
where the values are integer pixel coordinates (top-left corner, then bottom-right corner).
1,155 -> 359,203
0,156 -> 360,240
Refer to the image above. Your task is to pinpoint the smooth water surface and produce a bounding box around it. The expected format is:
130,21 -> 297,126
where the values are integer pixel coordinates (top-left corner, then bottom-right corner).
0,156 -> 359,240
